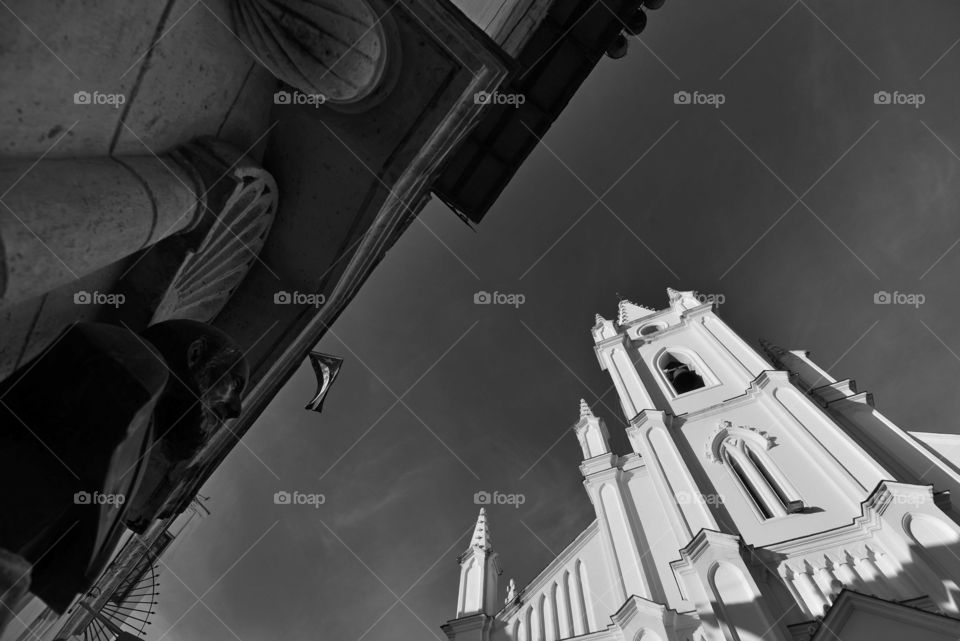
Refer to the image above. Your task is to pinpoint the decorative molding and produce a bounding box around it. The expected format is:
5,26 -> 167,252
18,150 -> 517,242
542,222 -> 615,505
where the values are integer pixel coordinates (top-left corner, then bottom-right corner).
705,420 -> 777,463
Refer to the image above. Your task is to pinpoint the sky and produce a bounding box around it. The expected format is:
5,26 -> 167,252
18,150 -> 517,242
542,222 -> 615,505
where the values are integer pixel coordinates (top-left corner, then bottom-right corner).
147,1 -> 960,640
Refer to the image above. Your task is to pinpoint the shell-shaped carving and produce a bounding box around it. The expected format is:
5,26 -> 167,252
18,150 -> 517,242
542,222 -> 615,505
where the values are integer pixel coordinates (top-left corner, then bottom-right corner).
151,168 -> 278,324
232,0 -> 387,103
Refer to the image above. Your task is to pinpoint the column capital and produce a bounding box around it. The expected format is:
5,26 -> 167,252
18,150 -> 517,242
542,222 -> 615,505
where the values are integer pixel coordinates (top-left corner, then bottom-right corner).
232,0 -> 397,107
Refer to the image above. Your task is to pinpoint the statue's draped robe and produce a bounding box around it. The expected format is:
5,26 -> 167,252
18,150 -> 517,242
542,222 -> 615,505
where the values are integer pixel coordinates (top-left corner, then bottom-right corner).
0,323 -> 166,612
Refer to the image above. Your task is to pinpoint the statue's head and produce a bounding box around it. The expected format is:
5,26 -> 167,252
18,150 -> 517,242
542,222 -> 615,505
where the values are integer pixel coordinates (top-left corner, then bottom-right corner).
140,320 -> 249,450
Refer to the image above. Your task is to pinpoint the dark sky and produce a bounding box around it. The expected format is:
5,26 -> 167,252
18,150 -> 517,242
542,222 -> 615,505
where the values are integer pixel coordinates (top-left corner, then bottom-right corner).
150,2 -> 960,640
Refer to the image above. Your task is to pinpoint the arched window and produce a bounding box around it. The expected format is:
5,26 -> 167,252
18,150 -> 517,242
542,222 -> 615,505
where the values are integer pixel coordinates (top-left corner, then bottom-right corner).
747,448 -> 800,512
658,350 -> 706,395
724,447 -> 774,519
708,422 -> 803,520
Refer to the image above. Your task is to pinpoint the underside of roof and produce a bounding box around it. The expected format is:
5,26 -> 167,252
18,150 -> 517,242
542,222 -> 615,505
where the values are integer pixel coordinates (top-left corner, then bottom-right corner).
434,0 -> 647,224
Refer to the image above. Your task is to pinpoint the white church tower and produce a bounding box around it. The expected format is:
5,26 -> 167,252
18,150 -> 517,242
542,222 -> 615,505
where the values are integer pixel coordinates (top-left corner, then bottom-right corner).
442,289 -> 960,641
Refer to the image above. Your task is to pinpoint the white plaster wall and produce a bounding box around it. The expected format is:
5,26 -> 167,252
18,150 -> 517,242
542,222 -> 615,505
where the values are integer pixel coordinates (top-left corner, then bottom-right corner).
623,470 -> 690,610
679,402 -> 864,547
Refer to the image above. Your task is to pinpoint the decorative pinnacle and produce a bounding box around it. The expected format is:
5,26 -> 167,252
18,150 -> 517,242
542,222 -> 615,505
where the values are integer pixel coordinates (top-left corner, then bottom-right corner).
594,313 -> 606,327
578,398 -> 595,421
470,508 -> 492,551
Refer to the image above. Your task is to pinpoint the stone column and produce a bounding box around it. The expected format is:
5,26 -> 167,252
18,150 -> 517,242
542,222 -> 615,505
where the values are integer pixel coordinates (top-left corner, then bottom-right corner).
231,0 -> 394,105
0,153 -> 203,306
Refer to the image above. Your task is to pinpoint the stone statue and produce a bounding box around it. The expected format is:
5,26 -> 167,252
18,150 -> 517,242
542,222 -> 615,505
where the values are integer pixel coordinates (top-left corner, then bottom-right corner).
123,320 -> 248,533
505,578 -> 517,604
0,320 -> 247,618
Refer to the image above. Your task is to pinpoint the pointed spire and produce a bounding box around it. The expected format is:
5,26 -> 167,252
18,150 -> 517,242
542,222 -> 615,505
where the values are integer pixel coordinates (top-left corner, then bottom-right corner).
573,399 -> 610,459
578,398 -> 595,421
617,298 -> 656,325
456,507 -> 501,618
469,507 -> 492,551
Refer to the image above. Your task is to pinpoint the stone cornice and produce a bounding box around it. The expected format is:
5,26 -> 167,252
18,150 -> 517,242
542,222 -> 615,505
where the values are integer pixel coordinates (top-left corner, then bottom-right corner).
619,452 -> 645,472
609,594 -> 669,628
441,612 -> 494,638
593,332 -> 631,353
678,303 -> 714,322
810,379 -> 858,403
674,370 -> 796,422
629,409 -> 675,431
676,528 -> 742,566
749,481 -> 934,566
580,453 -> 618,477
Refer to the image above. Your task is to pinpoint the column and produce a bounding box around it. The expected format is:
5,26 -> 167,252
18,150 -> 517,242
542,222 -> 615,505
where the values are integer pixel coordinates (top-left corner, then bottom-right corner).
0,154 -> 203,305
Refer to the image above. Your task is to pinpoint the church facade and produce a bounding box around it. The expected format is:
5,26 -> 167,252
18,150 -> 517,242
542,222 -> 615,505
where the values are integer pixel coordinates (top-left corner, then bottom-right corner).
443,289 -> 960,641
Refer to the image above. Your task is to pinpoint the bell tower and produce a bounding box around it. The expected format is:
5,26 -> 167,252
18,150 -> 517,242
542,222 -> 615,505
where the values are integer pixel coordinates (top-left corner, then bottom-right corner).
587,288 -> 960,636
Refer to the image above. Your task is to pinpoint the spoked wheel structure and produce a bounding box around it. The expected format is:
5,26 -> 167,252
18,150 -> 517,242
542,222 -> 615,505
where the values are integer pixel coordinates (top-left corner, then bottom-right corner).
78,535 -> 167,641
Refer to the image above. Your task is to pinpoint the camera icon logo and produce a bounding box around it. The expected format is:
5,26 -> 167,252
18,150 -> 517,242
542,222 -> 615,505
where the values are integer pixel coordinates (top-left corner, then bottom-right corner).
873,91 -> 891,105
273,491 -> 292,505
873,291 -> 891,304
474,91 -> 491,105
673,91 -> 691,105
474,490 -> 492,505
74,491 -> 92,504
73,290 -> 91,304
474,291 -> 491,305
74,91 -> 91,105
274,90 -> 292,105
274,291 -> 291,304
